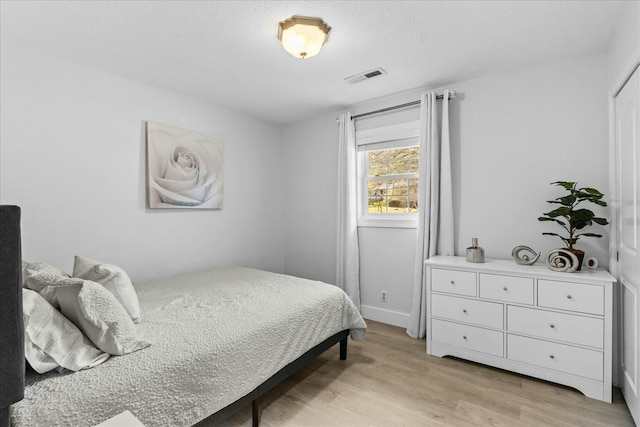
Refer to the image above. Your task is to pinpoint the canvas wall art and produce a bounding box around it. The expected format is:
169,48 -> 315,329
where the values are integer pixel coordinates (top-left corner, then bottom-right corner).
146,121 -> 224,209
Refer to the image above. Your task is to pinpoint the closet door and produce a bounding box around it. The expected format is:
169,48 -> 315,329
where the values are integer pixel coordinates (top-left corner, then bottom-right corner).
615,64 -> 639,425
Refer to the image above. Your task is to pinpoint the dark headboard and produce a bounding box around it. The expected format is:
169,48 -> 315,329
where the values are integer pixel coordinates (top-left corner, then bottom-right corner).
0,206 -> 25,427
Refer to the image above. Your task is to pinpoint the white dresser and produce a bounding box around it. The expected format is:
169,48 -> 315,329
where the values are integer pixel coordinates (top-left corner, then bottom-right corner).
425,255 -> 616,402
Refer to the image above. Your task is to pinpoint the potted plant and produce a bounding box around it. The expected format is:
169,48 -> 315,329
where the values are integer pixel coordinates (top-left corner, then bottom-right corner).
538,181 -> 608,270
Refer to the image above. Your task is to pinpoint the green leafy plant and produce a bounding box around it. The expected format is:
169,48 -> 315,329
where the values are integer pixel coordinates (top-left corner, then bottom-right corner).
538,181 -> 609,251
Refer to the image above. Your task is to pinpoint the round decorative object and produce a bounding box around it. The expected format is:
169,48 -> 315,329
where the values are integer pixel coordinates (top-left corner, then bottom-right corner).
546,249 -> 579,273
511,245 -> 541,265
586,257 -> 598,269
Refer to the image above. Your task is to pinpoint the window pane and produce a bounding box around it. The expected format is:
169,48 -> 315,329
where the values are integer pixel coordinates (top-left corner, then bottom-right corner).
389,179 -> 408,195
409,195 -> 418,212
408,147 -> 419,173
368,179 -> 386,213
368,197 -> 387,213
389,159 -> 410,174
408,179 -> 418,212
388,147 -> 410,159
388,196 -> 408,213
409,157 -> 419,173
369,161 -> 387,177
390,148 -> 409,173
368,180 -> 386,196
409,178 -> 418,194
368,149 -> 390,177
368,150 -> 389,163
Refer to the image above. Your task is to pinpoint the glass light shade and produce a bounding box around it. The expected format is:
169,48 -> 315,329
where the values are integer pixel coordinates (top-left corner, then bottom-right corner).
278,16 -> 330,59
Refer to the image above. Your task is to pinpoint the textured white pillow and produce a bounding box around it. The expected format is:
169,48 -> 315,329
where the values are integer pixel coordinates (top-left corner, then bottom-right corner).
73,256 -> 141,324
24,262 -> 71,292
39,277 -> 150,356
23,288 -> 110,373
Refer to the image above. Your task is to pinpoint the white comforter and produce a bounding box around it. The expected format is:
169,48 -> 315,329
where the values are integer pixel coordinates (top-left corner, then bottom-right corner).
11,267 -> 366,427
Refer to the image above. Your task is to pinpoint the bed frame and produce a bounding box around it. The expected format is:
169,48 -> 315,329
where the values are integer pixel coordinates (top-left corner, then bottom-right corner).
0,205 -> 349,427
201,330 -> 348,427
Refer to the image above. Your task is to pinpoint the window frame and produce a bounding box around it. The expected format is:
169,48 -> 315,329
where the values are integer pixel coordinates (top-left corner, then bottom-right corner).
356,121 -> 420,229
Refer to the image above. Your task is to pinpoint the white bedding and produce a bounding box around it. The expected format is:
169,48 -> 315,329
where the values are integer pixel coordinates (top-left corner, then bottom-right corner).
11,267 -> 366,427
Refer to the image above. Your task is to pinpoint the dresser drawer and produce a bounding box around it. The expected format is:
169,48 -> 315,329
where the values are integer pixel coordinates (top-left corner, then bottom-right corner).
431,319 -> 503,357
479,274 -> 533,304
507,335 -> 603,381
507,306 -> 603,348
431,269 -> 476,296
432,294 -> 503,329
538,280 -> 604,315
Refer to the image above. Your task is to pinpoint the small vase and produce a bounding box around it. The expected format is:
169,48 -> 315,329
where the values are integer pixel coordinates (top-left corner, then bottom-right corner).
466,238 -> 485,263
565,248 -> 585,271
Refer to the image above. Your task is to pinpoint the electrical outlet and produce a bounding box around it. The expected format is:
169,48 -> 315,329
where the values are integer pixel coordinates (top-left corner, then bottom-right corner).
381,290 -> 387,302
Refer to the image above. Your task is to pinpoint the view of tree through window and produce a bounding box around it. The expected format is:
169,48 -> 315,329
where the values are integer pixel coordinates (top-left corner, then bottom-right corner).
367,146 -> 419,213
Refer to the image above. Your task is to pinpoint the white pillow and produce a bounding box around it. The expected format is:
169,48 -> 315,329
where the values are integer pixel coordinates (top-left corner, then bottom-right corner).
24,261 -> 70,277
39,277 -> 150,356
24,262 -> 71,292
25,340 -> 60,374
73,256 -> 141,324
23,288 -> 110,373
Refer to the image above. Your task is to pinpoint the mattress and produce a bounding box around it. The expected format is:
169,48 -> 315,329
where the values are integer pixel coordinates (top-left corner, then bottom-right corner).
11,267 -> 366,426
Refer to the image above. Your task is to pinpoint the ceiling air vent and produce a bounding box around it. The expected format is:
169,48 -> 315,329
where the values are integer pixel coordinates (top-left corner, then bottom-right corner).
344,67 -> 387,84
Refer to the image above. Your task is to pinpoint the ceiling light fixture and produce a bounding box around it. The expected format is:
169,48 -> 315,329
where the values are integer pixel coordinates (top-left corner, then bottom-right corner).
278,16 -> 331,59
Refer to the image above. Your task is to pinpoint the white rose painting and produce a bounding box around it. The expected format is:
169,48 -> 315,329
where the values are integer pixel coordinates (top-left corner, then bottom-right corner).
146,121 -> 223,209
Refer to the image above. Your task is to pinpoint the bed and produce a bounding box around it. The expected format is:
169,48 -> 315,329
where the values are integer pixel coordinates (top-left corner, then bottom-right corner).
0,205 -> 367,427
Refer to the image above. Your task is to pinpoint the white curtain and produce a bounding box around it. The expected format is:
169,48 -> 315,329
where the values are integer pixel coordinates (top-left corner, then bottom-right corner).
407,90 -> 455,339
336,112 -> 361,310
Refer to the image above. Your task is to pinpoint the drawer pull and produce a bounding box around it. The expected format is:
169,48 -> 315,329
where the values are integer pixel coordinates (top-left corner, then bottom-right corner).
462,335 -> 467,340
450,280 -> 455,285
567,294 -> 573,299
462,309 -> 467,314
549,354 -> 555,359
549,324 -> 555,329
503,286 -> 508,291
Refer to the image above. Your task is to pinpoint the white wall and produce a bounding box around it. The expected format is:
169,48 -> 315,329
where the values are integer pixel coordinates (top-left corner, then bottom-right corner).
453,50 -> 610,267
282,50 -> 611,327
358,227 -> 416,326
281,112 -> 339,285
0,43 -> 285,282
608,0 -> 639,89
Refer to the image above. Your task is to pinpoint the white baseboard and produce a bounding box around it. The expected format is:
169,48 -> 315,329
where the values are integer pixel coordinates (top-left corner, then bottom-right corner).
360,305 -> 409,328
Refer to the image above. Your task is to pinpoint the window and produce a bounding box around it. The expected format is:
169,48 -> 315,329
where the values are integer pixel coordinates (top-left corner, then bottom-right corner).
356,121 -> 420,228
366,146 -> 419,213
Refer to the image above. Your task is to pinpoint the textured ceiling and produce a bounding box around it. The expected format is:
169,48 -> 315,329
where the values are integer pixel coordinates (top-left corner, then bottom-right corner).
0,1 -> 630,124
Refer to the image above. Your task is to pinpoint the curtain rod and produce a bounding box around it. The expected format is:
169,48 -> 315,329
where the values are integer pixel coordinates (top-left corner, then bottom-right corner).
349,90 -> 456,120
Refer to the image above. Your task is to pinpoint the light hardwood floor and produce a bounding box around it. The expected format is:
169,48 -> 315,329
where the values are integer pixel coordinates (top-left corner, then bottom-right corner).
216,320 -> 634,426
